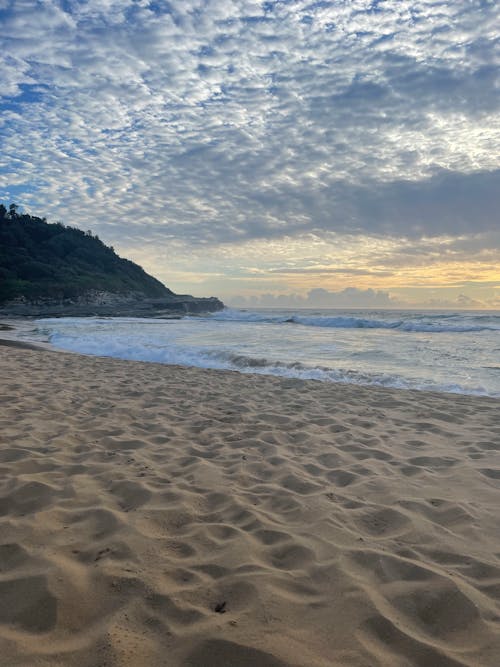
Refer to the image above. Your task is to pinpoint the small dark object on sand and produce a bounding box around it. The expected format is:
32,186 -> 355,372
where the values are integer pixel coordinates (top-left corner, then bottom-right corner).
214,601 -> 227,613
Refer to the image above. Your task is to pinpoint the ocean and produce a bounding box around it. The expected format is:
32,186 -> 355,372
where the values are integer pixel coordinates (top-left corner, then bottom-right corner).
31,308 -> 500,397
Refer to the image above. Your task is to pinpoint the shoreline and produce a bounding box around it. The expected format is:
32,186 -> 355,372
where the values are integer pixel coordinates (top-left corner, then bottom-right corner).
0,345 -> 499,666
2,317 -> 499,401
0,318 -> 56,352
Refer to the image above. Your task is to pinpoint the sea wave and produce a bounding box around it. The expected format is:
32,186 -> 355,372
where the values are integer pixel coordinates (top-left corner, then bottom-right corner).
207,309 -> 499,333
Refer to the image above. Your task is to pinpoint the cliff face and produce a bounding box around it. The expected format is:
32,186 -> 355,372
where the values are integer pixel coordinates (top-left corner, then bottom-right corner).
0,292 -> 224,317
0,206 -> 224,316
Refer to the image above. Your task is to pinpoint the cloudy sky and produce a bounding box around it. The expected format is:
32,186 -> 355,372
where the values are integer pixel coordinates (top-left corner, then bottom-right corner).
1,0 -> 499,308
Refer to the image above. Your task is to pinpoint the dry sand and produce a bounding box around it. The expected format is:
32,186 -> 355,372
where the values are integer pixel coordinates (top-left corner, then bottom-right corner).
0,345 -> 499,667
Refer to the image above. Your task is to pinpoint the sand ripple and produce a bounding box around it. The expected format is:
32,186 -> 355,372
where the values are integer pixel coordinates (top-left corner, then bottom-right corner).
1,347 -> 499,666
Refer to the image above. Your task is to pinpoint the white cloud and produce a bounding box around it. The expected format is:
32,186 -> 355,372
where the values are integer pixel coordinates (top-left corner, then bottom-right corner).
0,0 -> 498,291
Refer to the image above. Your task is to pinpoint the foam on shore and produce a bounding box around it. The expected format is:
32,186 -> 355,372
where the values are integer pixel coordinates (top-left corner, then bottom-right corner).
1,346 -> 499,666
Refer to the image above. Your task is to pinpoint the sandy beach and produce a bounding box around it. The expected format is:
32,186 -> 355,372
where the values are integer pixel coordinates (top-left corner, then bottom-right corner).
1,343 -> 499,667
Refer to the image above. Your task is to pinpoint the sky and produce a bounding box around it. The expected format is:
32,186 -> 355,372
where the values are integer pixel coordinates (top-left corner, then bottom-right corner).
0,0 -> 499,309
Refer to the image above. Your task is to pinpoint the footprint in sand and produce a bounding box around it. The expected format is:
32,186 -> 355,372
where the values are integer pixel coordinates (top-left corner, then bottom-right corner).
0,575 -> 57,633
184,639 -> 289,667
0,480 -> 60,516
355,507 -> 410,538
479,468 -> 500,481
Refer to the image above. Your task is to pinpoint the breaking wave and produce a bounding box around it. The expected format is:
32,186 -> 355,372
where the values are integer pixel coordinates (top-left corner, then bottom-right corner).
206,309 -> 500,333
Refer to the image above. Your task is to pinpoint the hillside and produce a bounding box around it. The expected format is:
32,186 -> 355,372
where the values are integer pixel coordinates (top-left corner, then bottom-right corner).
0,204 -> 223,315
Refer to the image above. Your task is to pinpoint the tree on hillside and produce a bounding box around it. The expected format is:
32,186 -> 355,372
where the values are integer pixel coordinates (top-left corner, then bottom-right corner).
0,203 -> 172,302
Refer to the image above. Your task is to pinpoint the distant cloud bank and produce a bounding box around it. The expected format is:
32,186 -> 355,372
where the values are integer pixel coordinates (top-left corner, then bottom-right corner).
228,288 -> 494,310
229,287 -> 397,309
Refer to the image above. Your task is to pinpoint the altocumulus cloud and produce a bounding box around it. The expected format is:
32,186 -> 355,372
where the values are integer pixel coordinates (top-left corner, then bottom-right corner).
0,0 -> 499,256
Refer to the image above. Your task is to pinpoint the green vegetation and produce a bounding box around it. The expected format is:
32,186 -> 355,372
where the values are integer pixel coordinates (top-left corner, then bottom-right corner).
0,204 -> 172,303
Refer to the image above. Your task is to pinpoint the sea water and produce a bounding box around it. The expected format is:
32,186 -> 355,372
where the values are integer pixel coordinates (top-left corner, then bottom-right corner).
32,309 -> 500,397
